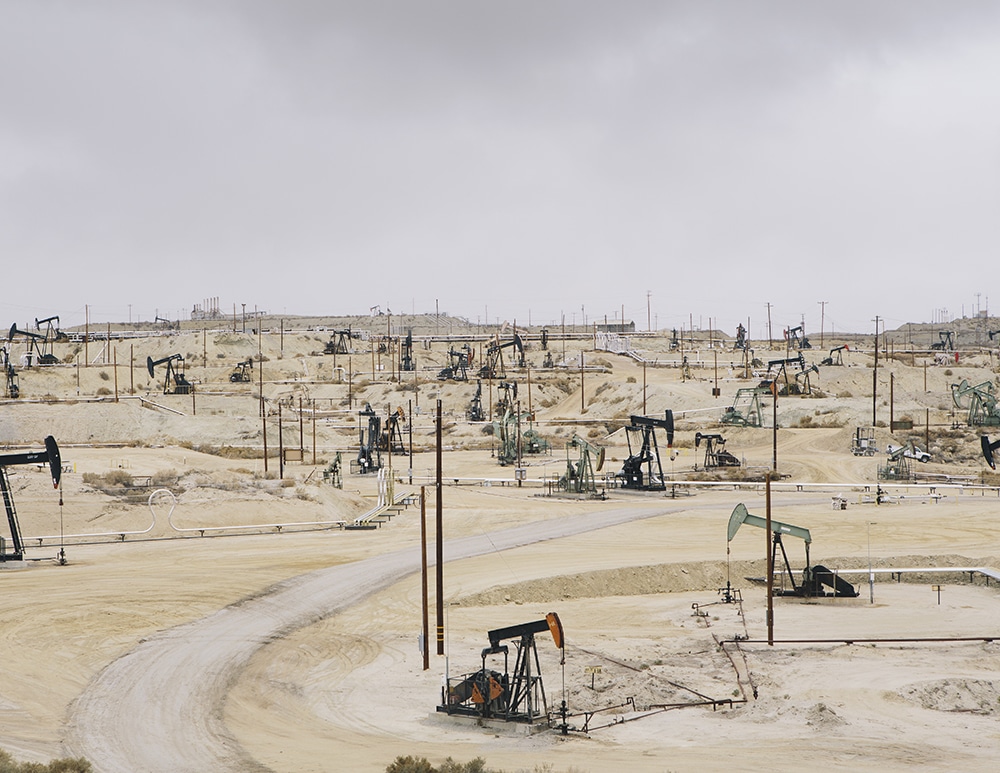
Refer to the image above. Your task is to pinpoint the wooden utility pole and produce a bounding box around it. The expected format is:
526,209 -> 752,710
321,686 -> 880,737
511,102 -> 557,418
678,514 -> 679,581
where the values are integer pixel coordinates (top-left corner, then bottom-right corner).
421,487 -> 429,670
278,402 -> 284,479
772,384 -> 778,472
642,361 -> 647,414
766,473 -> 774,646
435,399 -> 444,656
873,316 -> 880,426
261,360 -> 268,474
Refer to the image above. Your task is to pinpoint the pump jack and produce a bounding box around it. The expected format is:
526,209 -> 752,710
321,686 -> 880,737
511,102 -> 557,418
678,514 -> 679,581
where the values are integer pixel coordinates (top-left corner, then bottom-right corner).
1,436 -> 61,562
722,387 -> 767,427
878,443 -> 912,481
354,403 -> 382,474
34,315 -> 67,342
438,345 -> 472,381
400,330 -> 415,371
557,435 -> 605,494
981,435 -> 1000,469
930,331 -> 954,351
496,381 -> 517,415
323,451 -> 344,488
694,432 -> 740,469
734,323 -> 747,350
760,354 -> 809,396
440,612 -> 564,724
794,363 -> 819,395
146,354 -> 193,394
784,325 -> 812,350
820,344 -> 849,366
951,379 -> 1000,426
618,411 -> 673,491
323,329 -> 353,355
1,348 -> 18,399
378,406 -> 407,455
8,324 -> 59,366
229,358 -> 253,383
492,398 -> 530,466
727,503 -> 857,597
479,334 -> 525,380
467,380 -> 485,422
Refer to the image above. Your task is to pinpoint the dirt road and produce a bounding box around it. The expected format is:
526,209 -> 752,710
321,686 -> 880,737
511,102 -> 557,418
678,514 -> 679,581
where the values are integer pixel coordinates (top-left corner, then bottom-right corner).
64,503 -> 672,772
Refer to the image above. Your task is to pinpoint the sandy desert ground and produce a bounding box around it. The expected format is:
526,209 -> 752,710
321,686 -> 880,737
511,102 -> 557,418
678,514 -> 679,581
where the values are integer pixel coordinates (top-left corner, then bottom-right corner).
1,314 -> 999,772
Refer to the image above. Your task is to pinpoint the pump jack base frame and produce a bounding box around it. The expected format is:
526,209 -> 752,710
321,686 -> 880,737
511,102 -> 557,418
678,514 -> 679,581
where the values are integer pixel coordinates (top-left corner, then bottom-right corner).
430,711 -> 551,735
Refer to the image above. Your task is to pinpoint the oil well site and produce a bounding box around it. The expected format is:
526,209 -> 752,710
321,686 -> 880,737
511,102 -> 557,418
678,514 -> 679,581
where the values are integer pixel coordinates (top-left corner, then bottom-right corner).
2,308 -> 1000,772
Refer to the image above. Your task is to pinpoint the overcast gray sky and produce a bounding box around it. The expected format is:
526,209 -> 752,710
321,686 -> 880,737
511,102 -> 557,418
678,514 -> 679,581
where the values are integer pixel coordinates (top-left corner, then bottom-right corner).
2,1 -> 999,335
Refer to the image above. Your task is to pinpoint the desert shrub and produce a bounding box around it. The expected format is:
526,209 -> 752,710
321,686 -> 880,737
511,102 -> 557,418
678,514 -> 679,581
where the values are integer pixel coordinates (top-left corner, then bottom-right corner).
386,757 -> 491,773
551,378 -> 574,394
104,469 -> 133,487
95,387 -> 112,396
98,371 -> 110,381
944,369 -> 953,376
386,758 -> 435,773
626,376 -> 636,383
0,748 -> 91,772
151,469 -> 179,486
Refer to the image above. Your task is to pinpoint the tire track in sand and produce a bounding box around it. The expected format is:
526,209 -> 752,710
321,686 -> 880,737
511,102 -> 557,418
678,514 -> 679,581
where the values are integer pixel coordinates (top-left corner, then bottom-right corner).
64,503 -> 681,773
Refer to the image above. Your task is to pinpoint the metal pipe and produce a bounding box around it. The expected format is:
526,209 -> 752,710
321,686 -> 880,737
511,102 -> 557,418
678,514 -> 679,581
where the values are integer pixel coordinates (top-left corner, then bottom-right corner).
153,489 -> 347,535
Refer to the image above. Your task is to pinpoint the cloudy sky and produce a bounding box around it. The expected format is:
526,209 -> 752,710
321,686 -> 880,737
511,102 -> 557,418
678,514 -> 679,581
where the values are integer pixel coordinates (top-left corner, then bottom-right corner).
2,1 -> 999,335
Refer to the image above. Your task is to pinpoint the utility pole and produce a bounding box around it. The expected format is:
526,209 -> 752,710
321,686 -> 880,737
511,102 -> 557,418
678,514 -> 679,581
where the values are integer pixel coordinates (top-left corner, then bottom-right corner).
646,291 -> 651,332
766,302 -> 773,349
872,315 -> 880,426
435,399 -> 444,656
818,301 -> 827,349
766,472 -> 774,646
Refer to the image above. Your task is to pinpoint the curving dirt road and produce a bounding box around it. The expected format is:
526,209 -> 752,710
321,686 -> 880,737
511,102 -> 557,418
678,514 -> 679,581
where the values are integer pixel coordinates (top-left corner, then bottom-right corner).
64,503 -> 678,773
